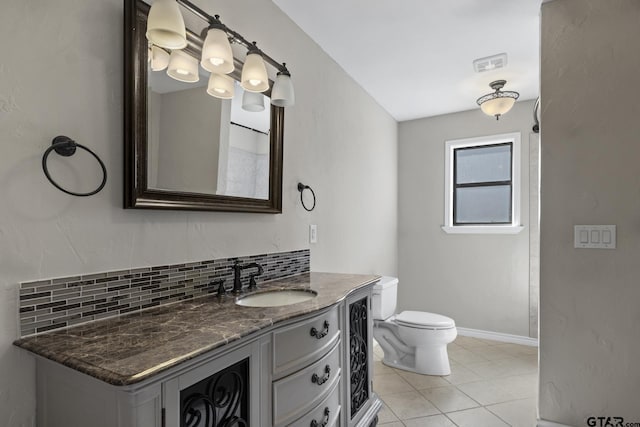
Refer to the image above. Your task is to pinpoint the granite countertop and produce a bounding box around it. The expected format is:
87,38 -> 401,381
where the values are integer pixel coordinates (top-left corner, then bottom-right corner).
14,272 -> 379,386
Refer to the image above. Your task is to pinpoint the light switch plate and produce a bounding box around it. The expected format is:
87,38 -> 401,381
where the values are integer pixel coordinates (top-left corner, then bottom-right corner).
309,224 -> 317,244
574,225 -> 616,249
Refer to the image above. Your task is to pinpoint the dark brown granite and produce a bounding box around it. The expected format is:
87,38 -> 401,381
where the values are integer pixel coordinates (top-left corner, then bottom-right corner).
14,272 -> 379,386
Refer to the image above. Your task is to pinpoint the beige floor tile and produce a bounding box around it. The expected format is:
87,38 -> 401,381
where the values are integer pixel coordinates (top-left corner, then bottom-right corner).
402,414 -> 457,427
494,343 -> 538,357
465,356 -> 538,380
447,407 -> 510,427
419,386 -> 480,413
377,422 -> 404,427
381,391 -> 440,419
454,336 -> 491,348
467,345 -> 514,361
449,347 -> 490,365
457,373 -> 537,406
486,398 -> 537,427
374,360 -> 396,375
395,369 -> 450,390
442,364 -> 483,385
377,402 -> 400,424
373,373 -> 414,395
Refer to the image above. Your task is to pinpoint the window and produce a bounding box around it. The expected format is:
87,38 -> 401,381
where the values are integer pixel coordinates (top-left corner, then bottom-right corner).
443,133 -> 523,234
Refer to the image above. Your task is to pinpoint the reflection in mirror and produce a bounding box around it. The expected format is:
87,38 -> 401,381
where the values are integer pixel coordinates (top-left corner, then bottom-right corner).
146,66 -> 270,199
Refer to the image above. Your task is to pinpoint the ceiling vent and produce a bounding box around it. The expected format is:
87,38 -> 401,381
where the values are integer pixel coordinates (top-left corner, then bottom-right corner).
473,53 -> 508,73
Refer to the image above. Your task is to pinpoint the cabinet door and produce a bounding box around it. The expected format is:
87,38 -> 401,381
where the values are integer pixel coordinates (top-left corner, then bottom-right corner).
163,341 -> 262,427
343,289 -> 374,427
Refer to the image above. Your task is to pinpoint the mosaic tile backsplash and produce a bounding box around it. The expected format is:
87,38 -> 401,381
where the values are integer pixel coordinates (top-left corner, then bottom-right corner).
18,249 -> 310,337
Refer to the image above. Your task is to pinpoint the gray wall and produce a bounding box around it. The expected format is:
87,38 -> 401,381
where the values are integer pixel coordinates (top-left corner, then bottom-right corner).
0,0 -> 397,423
398,100 -> 536,337
539,0 -> 640,423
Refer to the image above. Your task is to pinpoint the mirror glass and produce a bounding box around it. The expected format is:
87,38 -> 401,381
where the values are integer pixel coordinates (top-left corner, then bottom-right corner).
124,0 -> 283,213
147,68 -> 271,199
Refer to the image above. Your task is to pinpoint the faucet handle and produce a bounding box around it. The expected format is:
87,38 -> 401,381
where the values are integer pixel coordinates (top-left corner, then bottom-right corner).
210,279 -> 226,297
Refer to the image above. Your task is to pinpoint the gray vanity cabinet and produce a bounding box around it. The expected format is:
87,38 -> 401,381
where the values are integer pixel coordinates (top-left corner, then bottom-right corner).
343,288 -> 380,427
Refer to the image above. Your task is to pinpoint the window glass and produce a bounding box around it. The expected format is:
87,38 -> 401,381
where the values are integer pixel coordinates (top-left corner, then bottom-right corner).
455,144 -> 511,184
455,185 -> 512,224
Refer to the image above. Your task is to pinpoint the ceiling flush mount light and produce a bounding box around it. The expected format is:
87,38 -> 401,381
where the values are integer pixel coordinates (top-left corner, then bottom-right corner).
271,65 -> 295,107
146,0 -> 187,49
477,80 -> 520,120
201,19 -> 234,74
207,73 -> 234,99
167,50 -> 199,83
241,43 -> 269,93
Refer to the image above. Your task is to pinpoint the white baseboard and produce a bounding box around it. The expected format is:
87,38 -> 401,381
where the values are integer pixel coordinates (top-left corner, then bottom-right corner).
537,419 -> 575,427
456,327 -> 539,347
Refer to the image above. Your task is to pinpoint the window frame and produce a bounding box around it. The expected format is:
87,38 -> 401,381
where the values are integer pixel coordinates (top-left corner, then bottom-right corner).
443,132 -> 524,234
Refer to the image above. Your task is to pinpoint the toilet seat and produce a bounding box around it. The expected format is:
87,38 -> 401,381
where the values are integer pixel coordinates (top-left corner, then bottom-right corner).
395,310 -> 455,330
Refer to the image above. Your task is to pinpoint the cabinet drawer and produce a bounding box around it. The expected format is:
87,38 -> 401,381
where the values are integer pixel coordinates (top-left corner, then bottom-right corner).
273,305 -> 340,378
273,341 -> 341,426
288,378 -> 341,427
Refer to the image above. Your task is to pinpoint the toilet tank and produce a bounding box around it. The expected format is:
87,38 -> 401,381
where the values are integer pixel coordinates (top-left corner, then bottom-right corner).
372,276 -> 398,320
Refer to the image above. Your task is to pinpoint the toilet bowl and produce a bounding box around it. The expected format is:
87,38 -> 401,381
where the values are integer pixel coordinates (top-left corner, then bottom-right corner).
372,277 -> 457,376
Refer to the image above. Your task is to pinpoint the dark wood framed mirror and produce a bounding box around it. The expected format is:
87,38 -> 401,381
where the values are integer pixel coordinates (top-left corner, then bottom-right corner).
124,0 -> 283,213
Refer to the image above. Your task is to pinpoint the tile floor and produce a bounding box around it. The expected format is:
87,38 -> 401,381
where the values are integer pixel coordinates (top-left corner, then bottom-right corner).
373,336 -> 538,427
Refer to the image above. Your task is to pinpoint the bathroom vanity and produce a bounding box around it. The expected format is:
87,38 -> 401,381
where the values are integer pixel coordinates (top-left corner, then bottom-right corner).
14,273 -> 381,427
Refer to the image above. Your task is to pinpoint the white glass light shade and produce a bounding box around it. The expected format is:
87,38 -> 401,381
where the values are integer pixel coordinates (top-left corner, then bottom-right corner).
241,52 -> 269,93
167,50 -> 199,83
150,45 -> 170,71
146,0 -> 187,50
480,96 -> 516,118
242,90 -> 265,112
271,72 -> 295,107
201,28 -> 234,74
207,73 -> 234,99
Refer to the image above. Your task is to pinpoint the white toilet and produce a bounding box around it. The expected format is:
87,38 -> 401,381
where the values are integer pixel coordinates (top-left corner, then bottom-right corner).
372,277 -> 457,376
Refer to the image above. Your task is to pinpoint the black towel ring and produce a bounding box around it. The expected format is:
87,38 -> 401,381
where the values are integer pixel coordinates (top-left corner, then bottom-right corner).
297,182 -> 316,212
42,136 -> 107,197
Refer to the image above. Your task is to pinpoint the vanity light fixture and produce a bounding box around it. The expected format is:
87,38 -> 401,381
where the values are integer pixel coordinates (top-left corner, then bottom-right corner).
148,45 -> 170,71
271,65 -> 295,107
207,73 -> 234,99
477,80 -> 520,120
242,90 -> 265,112
167,49 -> 199,83
146,0 -> 187,49
241,43 -> 270,93
200,19 -> 234,74
145,0 -> 294,108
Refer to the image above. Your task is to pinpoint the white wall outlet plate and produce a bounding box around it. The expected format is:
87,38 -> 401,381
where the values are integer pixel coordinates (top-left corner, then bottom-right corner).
574,225 -> 616,249
309,224 -> 317,244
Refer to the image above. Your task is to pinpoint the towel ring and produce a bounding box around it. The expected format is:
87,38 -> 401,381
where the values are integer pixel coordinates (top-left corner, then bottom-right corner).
297,182 -> 316,212
42,136 -> 107,197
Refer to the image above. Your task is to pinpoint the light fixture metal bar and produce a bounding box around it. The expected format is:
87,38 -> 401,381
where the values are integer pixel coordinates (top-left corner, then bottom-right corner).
175,0 -> 288,73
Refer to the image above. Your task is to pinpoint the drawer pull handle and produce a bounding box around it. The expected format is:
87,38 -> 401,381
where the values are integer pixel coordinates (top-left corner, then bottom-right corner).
311,365 -> 331,385
310,407 -> 330,427
310,321 -> 330,339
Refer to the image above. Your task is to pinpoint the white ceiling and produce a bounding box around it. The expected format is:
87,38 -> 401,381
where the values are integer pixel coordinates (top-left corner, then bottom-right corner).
272,0 -> 542,121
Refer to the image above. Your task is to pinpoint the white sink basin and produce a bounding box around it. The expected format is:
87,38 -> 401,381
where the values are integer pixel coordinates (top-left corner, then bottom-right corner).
235,289 -> 317,307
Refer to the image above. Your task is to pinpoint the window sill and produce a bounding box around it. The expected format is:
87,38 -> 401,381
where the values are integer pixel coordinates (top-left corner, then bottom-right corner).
441,225 -> 525,235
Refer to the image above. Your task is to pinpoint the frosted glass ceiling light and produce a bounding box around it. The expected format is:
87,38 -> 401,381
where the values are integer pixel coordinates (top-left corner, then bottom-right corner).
242,90 -> 265,112
146,0 -> 187,50
167,50 -> 199,83
241,44 -> 269,93
201,23 -> 234,74
149,45 -> 170,71
207,73 -> 234,99
477,80 -> 519,120
271,66 -> 295,107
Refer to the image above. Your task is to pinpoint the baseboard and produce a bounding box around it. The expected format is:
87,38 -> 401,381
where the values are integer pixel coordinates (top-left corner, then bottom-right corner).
456,327 -> 539,347
537,419 -> 575,427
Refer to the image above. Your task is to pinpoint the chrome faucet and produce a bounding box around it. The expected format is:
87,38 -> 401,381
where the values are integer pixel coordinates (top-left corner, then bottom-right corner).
231,261 -> 264,294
